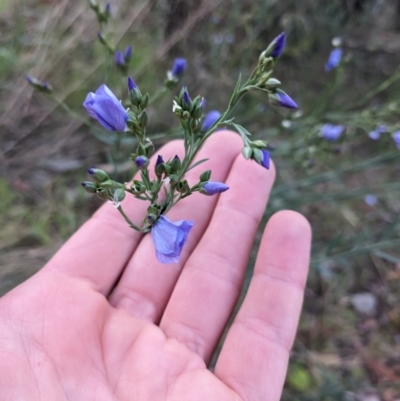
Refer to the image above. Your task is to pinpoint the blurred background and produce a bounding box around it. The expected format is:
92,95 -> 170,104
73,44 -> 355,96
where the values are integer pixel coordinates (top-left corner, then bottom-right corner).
1,0 -> 400,399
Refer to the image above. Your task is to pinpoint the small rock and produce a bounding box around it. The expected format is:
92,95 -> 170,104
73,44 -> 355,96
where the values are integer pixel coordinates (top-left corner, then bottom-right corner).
350,292 -> 377,315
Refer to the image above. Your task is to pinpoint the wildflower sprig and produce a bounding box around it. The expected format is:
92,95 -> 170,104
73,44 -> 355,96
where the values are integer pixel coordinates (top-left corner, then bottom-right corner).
82,32 -> 297,263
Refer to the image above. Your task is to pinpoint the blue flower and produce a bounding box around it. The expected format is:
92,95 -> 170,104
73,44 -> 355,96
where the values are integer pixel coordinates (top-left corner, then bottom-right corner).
270,32 -> 286,58
202,110 -> 221,131
171,58 -> 187,77
124,45 -> 132,61
393,131 -> 400,149
269,89 -> 298,109
127,76 -> 137,91
182,86 -> 191,106
325,48 -> 342,72
364,194 -> 378,206
114,50 -> 125,67
201,181 -> 229,196
368,125 -> 386,140
83,85 -> 129,132
151,216 -> 194,264
260,149 -> 270,169
320,123 -> 345,141
134,156 -> 149,169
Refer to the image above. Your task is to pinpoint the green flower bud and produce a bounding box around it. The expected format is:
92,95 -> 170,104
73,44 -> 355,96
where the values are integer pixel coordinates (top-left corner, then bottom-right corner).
264,78 -> 281,89
144,140 -> 154,157
113,188 -> 126,203
251,140 -> 268,148
176,180 -> 190,194
140,93 -> 149,109
81,181 -> 97,194
139,110 -> 149,128
87,168 -> 109,183
252,148 -> 263,164
95,187 -> 109,200
129,87 -> 143,107
200,169 -> 211,182
242,146 -> 253,160
170,155 -> 182,172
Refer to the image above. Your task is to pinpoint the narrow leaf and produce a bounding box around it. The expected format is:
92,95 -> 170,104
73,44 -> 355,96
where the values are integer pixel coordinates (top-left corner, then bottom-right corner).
187,158 -> 209,172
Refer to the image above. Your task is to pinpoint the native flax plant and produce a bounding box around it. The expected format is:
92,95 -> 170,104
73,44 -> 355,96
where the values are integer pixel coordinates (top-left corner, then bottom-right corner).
82,32 -> 298,264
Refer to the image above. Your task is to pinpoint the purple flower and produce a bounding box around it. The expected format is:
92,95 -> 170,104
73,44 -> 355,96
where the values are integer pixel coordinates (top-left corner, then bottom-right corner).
127,76 -> 137,91
325,48 -> 342,72
182,86 -> 191,106
393,131 -> 400,149
364,194 -> 378,206
151,216 -> 194,263
25,75 -> 52,92
368,125 -> 386,140
270,32 -> 286,58
124,45 -> 132,61
269,89 -> 298,109
83,84 -> 129,132
202,110 -> 221,131
260,149 -> 270,169
105,3 -> 111,14
114,50 -> 125,67
171,58 -> 187,77
320,123 -> 345,141
135,156 -> 149,169
156,155 -> 164,166
202,181 -> 229,196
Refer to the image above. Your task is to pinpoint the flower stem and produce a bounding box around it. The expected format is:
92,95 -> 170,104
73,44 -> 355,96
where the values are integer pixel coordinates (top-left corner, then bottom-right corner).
117,206 -> 143,231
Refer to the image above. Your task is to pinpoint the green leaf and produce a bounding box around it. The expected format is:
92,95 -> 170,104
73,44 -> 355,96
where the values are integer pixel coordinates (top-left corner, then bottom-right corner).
231,123 -> 253,138
187,158 -> 209,172
232,73 -> 242,96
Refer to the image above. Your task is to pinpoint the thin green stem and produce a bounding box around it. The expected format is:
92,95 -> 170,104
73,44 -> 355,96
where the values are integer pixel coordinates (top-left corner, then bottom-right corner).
117,206 -> 143,231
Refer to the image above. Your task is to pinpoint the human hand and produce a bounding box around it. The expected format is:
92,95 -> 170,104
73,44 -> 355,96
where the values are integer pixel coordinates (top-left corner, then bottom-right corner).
0,131 -> 311,401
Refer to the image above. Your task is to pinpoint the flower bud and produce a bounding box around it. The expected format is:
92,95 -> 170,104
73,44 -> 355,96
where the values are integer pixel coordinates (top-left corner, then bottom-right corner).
264,32 -> 286,58
124,45 -> 132,62
171,58 -> 187,77
25,75 -> 53,93
199,169 -> 211,182
113,188 -> 126,203
81,181 -> 97,194
242,146 -> 253,160
139,110 -> 149,128
268,89 -> 298,109
265,78 -> 281,89
144,139 -> 154,157
251,140 -> 268,148
87,168 -> 109,183
155,155 -> 165,177
200,181 -> 229,196
176,179 -> 190,194
135,155 -> 149,169
89,0 -> 99,11
170,155 -> 182,172
140,93 -> 149,109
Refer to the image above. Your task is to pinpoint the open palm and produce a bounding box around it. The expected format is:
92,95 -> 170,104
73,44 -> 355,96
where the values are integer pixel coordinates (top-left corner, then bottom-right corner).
0,131 -> 311,401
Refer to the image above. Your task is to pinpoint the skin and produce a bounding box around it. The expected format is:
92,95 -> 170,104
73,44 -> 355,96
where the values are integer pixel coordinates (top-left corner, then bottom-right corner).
0,131 -> 311,401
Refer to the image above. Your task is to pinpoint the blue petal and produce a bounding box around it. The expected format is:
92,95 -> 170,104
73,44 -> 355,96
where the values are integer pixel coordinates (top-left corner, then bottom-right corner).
83,92 -> 98,119
203,181 -> 229,196
278,93 -> 298,109
151,216 -> 194,264
91,95 -> 128,132
151,217 -> 180,254
325,48 -> 342,72
202,110 -> 221,131
270,32 -> 286,58
261,149 -> 270,169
